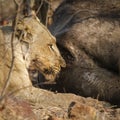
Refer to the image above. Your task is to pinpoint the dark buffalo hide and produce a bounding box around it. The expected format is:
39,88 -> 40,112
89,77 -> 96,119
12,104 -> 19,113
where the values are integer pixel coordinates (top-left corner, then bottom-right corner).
48,0 -> 120,104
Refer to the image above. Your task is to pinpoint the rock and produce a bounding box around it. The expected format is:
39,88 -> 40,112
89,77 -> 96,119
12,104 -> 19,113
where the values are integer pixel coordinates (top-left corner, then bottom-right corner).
68,101 -> 107,120
0,96 -> 37,120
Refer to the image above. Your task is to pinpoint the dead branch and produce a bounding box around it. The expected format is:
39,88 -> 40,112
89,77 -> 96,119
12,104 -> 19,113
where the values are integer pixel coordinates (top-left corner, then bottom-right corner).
45,2 -> 50,26
36,0 -> 44,15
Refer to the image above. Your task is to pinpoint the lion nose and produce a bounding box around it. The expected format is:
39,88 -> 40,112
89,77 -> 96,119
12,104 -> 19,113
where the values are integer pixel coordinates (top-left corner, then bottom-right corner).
59,57 -> 66,68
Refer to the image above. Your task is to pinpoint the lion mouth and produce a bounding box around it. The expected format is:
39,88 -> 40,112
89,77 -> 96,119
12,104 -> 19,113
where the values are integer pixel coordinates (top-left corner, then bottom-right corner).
42,66 -> 60,81
37,67 -> 60,82
30,60 -> 61,82
43,68 -> 55,75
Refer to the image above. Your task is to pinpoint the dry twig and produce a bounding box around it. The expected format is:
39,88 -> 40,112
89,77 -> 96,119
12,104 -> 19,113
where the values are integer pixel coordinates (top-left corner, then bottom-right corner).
36,0 -> 44,15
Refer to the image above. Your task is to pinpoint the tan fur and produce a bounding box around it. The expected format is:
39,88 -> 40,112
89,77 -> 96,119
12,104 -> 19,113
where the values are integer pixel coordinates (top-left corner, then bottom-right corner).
0,16 -> 66,92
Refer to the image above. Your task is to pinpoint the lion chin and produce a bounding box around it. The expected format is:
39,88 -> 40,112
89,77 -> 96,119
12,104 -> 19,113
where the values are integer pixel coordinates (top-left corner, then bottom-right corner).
42,67 -> 61,82
29,59 -> 64,82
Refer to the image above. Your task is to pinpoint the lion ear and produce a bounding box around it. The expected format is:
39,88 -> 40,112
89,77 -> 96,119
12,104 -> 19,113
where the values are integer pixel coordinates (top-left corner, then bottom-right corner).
22,32 -> 33,43
21,40 -> 29,60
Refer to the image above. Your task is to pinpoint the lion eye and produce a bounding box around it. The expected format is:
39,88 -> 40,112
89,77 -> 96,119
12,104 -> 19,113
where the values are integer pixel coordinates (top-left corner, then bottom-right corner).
48,44 -> 54,51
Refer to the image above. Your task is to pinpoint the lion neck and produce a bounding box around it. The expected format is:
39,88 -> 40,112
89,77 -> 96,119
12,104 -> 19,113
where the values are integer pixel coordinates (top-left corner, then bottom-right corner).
0,32 -> 32,93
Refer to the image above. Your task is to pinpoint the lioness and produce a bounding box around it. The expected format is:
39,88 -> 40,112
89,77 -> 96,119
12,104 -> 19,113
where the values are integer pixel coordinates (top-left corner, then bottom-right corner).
0,16 -> 66,93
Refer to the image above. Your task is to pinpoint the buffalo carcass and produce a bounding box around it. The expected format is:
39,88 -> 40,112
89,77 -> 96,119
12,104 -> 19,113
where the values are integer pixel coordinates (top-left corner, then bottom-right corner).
49,0 -> 120,104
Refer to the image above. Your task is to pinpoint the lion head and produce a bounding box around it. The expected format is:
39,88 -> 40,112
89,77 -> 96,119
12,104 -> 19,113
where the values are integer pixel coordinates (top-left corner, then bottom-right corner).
16,16 -> 66,81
